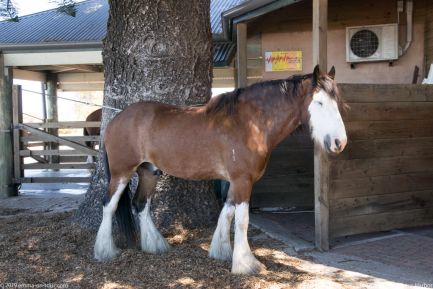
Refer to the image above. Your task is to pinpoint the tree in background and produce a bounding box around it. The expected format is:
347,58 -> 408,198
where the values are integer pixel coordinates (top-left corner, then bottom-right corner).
0,0 -> 219,238
73,0 -> 220,236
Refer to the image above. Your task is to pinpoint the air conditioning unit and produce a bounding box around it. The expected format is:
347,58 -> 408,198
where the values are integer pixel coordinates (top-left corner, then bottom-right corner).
346,24 -> 399,63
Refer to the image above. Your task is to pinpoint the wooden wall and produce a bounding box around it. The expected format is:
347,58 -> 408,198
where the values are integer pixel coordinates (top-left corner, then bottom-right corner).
329,84 -> 433,238
425,0 -> 433,74
248,0 -> 427,84
251,130 -> 314,209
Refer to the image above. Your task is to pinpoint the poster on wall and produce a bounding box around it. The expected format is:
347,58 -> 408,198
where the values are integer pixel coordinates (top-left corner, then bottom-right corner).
265,51 -> 303,72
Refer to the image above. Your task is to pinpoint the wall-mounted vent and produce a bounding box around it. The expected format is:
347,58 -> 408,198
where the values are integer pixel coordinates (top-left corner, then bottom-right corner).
346,24 -> 399,63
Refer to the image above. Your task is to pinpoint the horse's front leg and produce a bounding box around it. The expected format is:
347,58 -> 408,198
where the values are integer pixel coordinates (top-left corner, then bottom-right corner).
231,177 -> 266,275
209,201 -> 235,261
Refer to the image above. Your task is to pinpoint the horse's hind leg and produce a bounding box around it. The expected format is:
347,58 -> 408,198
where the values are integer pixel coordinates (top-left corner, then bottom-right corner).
230,177 -> 266,274
134,163 -> 169,253
94,174 -> 131,261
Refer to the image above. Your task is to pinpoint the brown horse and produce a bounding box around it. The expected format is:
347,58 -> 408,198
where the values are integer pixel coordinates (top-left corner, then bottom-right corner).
94,65 -> 347,274
83,108 -> 102,148
83,108 -> 101,162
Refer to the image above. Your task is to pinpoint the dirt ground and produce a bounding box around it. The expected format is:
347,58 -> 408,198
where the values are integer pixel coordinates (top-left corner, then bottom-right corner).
1,204 -> 427,289
0,208 -> 315,289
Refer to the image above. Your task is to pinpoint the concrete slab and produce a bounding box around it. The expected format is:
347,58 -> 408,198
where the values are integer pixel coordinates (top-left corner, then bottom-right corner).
0,191 -> 84,213
251,211 -> 433,287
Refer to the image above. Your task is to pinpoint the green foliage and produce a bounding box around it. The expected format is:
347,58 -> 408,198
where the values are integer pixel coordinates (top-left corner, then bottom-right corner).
55,0 -> 77,17
0,0 -> 19,21
0,0 -> 77,22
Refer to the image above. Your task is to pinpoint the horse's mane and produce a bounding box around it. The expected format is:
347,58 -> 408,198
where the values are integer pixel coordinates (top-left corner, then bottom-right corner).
205,74 -> 313,116
205,72 -> 344,116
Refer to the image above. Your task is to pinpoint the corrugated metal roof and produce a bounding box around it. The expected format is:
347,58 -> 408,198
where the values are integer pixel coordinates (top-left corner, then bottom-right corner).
213,42 -> 235,67
0,0 -> 244,46
0,0 -> 108,45
211,0 -> 246,34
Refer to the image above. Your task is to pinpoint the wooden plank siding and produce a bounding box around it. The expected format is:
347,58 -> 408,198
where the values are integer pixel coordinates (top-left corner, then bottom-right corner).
425,0 -> 433,75
329,84 -> 433,238
251,129 -> 314,209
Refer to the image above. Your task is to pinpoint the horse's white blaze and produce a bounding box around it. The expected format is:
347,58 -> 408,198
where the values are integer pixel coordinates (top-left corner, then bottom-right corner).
139,198 -> 170,254
94,181 -> 126,261
232,202 -> 265,274
209,202 -> 235,261
308,89 -> 347,153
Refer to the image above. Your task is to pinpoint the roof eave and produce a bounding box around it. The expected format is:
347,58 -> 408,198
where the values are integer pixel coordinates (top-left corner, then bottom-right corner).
222,0 -> 303,41
0,41 -> 103,52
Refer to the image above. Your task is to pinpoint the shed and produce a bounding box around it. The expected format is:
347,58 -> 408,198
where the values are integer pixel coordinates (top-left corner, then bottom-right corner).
227,0 -> 433,249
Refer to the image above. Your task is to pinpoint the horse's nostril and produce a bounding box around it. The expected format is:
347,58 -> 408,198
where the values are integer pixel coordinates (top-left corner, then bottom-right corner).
335,139 -> 342,150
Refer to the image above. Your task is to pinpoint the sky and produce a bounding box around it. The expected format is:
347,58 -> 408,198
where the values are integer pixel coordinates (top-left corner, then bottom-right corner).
12,0 -> 85,16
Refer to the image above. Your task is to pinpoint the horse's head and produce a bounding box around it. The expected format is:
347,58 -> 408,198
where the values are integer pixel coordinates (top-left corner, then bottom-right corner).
308,65 -> 347,154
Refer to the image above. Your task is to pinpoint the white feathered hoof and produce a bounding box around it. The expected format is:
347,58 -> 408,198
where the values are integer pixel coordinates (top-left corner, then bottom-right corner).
94,236 -> 119,262
209,237 -> 232,261
141,232 -> 170,254
139,206 -> 170,254
231,254 -> 266,275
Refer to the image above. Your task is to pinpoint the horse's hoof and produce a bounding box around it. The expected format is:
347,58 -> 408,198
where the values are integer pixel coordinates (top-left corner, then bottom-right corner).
209,243 -> 232,261
231,256 -> 266,275
94,245 -> 119,262
141,236 -> 170,254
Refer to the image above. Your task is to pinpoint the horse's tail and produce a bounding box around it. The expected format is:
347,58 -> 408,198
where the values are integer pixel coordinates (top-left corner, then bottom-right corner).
103,147 -> 138,248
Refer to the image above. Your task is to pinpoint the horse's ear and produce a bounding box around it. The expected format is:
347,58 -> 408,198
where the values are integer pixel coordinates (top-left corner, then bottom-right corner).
312,64 -> 320,87
328,66 -> 336,80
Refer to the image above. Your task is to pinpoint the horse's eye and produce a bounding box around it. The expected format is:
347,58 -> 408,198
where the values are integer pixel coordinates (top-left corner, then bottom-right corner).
317,101 -> 323,106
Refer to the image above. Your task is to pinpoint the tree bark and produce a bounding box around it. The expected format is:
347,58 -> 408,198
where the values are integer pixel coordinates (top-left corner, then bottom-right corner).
74,0 -> 219,234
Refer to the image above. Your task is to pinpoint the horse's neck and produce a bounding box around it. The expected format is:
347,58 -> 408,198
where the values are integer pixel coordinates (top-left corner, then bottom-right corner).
249,91 -> 304,149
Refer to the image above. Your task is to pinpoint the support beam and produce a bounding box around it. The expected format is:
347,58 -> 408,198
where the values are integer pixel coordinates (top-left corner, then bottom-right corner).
236,22 -> 248,88
312,0 -> 330,251
4,50 -> 102,66
0,54 -> 18,197
312,0 -> 328,70
12,85 -> 23,181
46,73 -> 59,165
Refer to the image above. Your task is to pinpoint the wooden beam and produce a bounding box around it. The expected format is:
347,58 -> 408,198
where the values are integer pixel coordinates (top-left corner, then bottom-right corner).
236,22 -> 248,88
24,121 -> 100,129
3,50 -> 102,66
17,177 -> 92,183
46,73 -> 60,165
20,149 -> 92,156
16,124 -> 98,156
58,72 -> 104,83
21,135 -> 99,143
13,69 -> 46,82
58,83 -> 104,92
23,163 -> 95,170
312,0 -> 329,251
313,0 -> 328,71
0,55 -> 18,197
56,64 -> 101,73
12,85 -> 23,181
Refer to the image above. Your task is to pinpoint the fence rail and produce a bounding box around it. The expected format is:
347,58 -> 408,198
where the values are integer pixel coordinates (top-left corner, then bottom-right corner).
12,85 -> 101,184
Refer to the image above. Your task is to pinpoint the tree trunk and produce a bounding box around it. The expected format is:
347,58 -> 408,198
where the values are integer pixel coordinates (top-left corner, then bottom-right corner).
74,0 -> 219,235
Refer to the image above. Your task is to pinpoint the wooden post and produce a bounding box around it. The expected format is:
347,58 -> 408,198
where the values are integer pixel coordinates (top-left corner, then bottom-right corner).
46,73 -> 59,165
236,22 -> 248,88
0,54 -> 18,197
41,82 -> 48,161
313,0 -> 328,70
12,85 -> 23,181
312,0 -> 330,251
